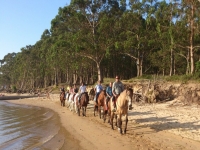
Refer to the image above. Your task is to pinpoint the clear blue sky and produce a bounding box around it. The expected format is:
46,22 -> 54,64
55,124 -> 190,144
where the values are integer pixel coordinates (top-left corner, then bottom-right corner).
0,0 -> 70,60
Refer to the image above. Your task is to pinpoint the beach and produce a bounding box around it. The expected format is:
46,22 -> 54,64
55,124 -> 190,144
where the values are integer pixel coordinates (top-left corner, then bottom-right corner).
5,94 -> 200,150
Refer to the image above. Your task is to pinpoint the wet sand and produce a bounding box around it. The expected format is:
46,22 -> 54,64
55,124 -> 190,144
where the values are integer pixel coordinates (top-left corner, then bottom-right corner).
5,94 -> 200,150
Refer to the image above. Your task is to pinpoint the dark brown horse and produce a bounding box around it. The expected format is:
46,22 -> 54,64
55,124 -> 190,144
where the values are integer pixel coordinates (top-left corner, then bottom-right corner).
109,88 -> 133,134
89,88 -> 95,101
60,91 -> 65,106
76,92 -> 89,116
94,90 -> 108,122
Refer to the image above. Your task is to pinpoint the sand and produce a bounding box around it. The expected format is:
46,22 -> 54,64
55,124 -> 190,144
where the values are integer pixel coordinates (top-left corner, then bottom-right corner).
4,93 -> 200,150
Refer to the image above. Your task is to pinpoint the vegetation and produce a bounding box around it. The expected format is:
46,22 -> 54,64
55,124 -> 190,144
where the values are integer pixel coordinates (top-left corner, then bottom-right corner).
1,0 -> 200,91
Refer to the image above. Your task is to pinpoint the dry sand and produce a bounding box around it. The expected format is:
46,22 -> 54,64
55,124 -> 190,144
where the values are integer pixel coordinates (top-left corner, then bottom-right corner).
4,93 -> 200,150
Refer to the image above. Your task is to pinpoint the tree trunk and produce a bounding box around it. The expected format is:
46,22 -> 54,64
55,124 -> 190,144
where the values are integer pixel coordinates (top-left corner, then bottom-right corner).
54,69 -> 57,86
20,71 -> 26,89
170,48 -> 174,76
186,49 -> 190,75
189,4 -> 194,74
97,62 -> 102,82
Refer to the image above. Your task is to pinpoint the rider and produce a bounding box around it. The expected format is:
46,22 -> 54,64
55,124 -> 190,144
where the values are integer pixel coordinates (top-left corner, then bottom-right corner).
112,75 -> 124,112
78,82 -> 87,102
71,84 -> 77,100
60,86 -> 66,99
94,80 -> 103,104
106,82 -> 113,108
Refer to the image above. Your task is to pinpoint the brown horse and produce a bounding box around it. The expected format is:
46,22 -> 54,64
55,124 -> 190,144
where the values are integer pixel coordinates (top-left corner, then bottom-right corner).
89,88 -> 95,101
60,91 -> 65,106
76,92 -> 89,116
94,90 -> 108,122
109,88 -> 133,134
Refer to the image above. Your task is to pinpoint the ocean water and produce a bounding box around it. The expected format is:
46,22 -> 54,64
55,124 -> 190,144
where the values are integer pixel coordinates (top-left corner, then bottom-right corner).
0,101 -> 74,150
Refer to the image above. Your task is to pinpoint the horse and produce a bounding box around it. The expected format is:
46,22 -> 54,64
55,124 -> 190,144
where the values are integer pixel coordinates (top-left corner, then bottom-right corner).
94,90 -> 108,122
76,92 -> 89,116
68,93 -> 76,111
104,96 -> 112,124
109,88 -> 133,134
65,92 -> 70,107
73,93 -> 79,113
89,88 -> 95,101
60,91 -> 65,107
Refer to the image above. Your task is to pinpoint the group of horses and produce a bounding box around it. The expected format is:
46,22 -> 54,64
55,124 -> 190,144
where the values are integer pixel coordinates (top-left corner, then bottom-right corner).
60,91 -> 89,116
60,87 -> 133,134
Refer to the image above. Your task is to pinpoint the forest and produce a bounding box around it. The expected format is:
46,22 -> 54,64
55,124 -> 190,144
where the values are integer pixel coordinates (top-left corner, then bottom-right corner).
0,0 -> 200,91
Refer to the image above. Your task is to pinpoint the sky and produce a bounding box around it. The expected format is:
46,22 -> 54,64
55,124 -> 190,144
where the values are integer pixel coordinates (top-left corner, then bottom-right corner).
0,0 -> 70,60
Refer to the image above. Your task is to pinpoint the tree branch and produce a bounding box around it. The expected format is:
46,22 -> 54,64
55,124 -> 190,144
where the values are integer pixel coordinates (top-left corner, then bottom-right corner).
119,52 -> 138,60
193,45 -> 200,50
76,52 -> 98,64
176,44 -> 190,49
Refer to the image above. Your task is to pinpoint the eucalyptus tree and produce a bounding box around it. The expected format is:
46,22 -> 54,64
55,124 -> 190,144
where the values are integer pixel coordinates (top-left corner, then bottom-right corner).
114,0 -> 158,77
15,45 -> 36,89
38,29 -> 59,87
0,53 -> 16,86
176,0 -> 200,75
69,0 -> 123,81
51,6 -> 100,84
152,1 -> 176,75
50,6 -> 83,84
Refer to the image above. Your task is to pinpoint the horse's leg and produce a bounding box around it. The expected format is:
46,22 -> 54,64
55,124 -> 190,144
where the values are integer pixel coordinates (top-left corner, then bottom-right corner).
103,109 -> 106,123
117,114 -> 122,134
124,114 -> 128,134
84,106 -> 86,117
98,105 -> 101,119
78,106 -> 80,116
115,114 -> 118,127
94,105 -> 96,116
94,105 -> 98,116
110,112 -> 114,130
75,103 -> 77,113
82,107 -> 84,116
107,109 -> 111,124
72,102 -> 75,112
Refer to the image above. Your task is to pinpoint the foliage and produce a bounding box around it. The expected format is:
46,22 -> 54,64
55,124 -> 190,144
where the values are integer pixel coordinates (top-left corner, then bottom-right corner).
1,0 -> 200,89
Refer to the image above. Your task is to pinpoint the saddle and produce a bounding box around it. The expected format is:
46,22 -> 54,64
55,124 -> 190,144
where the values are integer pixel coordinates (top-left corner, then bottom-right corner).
112,95 -> 119,103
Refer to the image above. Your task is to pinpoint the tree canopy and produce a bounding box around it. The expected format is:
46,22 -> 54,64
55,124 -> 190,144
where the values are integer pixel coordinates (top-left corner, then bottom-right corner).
1,0 -> 200,90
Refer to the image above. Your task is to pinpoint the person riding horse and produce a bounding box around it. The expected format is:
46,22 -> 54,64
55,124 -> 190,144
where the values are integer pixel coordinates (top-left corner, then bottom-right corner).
60,86 -> 66,100
78,82 -> 87,102
112,75 -> 124,112
106,82 -> 113,108
94,80 -> 103,104
71,84 -> 78,101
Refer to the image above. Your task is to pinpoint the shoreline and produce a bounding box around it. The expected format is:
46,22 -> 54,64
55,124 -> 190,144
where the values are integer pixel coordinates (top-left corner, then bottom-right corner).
6,94 -> 200,150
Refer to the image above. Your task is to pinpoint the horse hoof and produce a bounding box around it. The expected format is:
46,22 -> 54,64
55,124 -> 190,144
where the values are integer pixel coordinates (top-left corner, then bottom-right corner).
118,128 -> 121,132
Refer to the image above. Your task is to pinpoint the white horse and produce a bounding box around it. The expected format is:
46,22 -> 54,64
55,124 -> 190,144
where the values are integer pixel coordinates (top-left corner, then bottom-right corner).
68,93 -> 79,112
65,92 -> 70,107
68,93 -> 74,111
74,93 -> 79,113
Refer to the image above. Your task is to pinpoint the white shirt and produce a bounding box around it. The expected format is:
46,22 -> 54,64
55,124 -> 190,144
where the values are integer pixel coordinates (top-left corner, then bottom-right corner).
79,85 -> 87,93
95,84 -> 103,93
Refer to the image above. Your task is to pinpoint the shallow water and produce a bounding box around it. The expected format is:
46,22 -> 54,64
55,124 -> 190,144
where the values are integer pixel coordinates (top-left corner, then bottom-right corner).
0,101 -> 73,150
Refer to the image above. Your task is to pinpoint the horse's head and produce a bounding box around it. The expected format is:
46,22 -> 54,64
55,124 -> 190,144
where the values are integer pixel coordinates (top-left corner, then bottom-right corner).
89,88 -> 95,95
126,88 -> 133,110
